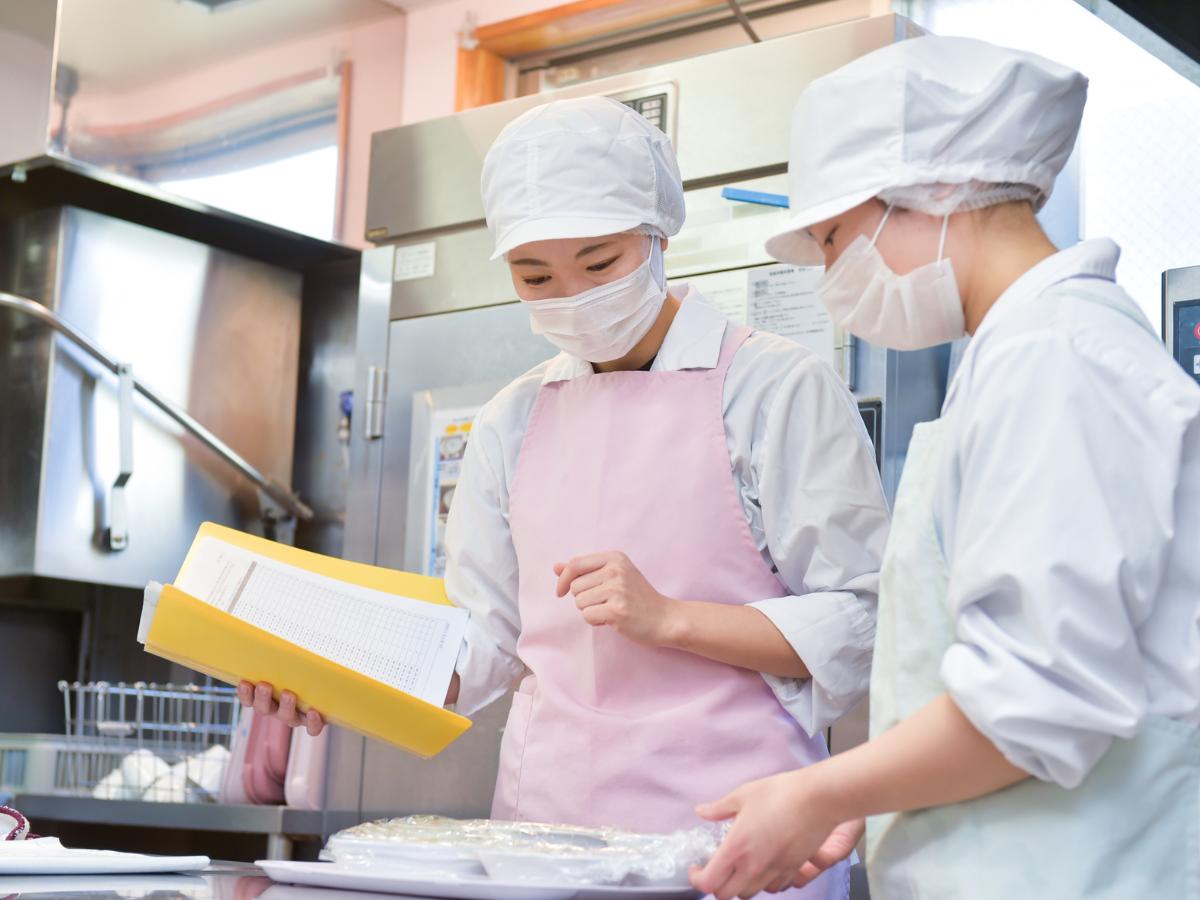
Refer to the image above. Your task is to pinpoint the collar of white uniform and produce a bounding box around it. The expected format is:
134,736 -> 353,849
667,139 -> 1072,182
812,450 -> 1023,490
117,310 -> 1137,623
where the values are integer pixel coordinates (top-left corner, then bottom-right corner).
971,238 -> 1122,343
540,283 -> 729,385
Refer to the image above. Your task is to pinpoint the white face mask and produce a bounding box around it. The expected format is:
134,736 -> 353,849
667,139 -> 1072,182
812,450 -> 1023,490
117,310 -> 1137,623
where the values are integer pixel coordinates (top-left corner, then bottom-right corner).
521,238 -> 667,363
816,205 -> 966,351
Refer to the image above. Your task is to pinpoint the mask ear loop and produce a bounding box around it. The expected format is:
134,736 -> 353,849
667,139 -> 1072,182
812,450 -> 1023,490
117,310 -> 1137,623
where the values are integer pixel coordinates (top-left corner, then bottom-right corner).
937,214 -> 950,262
869,204 -> 894,247
647,236 -> 667,292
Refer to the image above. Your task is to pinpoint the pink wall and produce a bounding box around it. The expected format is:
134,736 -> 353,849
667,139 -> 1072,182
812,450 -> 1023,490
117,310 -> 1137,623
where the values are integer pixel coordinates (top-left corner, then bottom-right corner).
68,1 -> 561,244
394,0 -> 889,123
64,1 -> 567,246
73,15 -> 407,248
339,16 -> 407,245
399,0 -> 564,124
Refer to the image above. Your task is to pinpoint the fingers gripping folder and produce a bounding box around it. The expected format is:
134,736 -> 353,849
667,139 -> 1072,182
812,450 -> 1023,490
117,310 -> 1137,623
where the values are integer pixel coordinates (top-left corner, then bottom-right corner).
138,522 -> 472,758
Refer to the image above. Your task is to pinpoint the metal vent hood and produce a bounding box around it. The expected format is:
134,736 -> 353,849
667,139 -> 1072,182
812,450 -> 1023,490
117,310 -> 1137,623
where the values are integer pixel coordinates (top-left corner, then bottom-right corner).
0,205 -> 310,589
0,0 -> 376,587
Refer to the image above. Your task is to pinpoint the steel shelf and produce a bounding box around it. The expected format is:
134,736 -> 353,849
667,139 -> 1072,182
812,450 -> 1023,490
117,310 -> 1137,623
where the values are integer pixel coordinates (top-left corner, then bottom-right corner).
15,792 -> 322,834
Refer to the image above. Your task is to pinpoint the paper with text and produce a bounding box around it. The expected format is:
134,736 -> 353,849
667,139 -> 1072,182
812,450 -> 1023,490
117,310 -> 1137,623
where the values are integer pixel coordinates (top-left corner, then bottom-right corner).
176,537 -> 466,706
748,265 -> 836,369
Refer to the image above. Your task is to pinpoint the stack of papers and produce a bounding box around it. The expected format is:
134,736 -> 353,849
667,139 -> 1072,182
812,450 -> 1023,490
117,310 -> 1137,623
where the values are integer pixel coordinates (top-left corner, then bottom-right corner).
138,522 -> 472,757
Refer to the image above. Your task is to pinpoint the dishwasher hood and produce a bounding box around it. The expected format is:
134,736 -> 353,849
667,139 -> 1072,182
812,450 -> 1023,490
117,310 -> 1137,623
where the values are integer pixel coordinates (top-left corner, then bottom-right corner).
0,205 -> 305,588
1075,1 -> 1200,84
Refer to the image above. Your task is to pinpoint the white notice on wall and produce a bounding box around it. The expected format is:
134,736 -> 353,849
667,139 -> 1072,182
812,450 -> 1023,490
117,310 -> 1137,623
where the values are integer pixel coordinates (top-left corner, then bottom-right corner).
423,406 -> 479,578
677,269 -> 749,325
747,265 -> 837,369
393,241 -> 437,282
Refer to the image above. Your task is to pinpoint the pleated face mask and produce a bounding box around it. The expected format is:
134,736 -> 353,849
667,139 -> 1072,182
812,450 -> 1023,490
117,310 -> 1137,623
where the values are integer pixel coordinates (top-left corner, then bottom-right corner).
816,205 -> 966,351
521,238 -> 667,363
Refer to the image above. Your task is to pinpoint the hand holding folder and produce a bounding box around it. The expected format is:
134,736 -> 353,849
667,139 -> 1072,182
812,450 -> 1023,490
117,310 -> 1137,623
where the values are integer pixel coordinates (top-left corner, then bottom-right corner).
138,523 -> 472,758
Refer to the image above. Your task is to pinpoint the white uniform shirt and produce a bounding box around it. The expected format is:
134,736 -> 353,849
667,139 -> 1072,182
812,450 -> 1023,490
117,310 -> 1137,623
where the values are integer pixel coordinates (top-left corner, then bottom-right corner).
445,285 -> 890,736
937,238 -> 1200,788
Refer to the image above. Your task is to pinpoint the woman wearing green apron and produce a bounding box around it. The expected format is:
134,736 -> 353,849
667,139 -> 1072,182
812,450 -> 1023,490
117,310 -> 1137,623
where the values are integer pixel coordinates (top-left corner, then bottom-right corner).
692,35 -> 1200,900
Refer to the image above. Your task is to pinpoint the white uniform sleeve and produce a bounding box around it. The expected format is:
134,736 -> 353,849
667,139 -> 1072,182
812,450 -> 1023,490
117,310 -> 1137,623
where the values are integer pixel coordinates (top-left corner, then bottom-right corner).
748,356 -> 889,736
443,410 -> 526,717
939,331 -> 1181,788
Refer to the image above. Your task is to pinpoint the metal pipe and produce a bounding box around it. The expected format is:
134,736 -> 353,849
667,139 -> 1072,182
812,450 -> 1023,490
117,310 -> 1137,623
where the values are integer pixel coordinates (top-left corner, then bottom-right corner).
514,0 -> 821,66
725,0 -> 762,42
0,291 -> 313,522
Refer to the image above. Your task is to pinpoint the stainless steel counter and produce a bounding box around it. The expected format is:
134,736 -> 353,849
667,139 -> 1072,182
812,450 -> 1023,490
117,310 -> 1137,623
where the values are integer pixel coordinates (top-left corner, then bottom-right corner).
0,861 -> 873,898
14,794 -> 324,835
0,861 -> 271,899
12,793 -> 344,862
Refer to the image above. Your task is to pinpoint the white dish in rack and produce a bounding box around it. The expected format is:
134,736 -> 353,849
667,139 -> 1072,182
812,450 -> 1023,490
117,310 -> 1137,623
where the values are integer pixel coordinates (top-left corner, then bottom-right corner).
257,859 -> 702,900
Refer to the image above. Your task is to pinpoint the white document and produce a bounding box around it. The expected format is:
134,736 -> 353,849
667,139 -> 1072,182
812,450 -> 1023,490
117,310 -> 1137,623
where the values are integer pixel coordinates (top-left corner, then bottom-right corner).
747,265 -> 838,368
137,582 -> 163,644
677,269 -> 749,324
175,537 -> 467,706
393,241 -> 437,282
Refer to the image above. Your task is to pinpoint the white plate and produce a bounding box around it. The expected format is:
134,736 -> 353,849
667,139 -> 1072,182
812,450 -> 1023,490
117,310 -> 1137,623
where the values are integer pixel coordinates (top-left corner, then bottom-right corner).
258,860 -> 702,900
261,887 -> 416,900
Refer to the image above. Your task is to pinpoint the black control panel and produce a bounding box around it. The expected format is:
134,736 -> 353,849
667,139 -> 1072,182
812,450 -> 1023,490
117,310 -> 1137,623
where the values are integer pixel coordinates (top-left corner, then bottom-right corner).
1172,298 -> 1200,387
858,400 -> 883,472
620,93 -> 668,133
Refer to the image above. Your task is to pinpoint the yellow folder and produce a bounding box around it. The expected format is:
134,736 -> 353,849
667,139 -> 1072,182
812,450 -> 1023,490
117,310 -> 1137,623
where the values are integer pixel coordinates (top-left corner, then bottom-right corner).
143,522 -> 472,758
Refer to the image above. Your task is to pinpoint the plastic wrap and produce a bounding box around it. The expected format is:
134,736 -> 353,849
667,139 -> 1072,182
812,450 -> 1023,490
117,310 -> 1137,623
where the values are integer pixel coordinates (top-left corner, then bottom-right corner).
323,815 -> 724,887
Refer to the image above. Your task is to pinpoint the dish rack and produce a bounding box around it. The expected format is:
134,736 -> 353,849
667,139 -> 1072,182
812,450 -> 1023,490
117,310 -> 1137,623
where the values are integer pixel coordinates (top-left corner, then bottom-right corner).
0,734 -> 73,800
57,680 -> 240,802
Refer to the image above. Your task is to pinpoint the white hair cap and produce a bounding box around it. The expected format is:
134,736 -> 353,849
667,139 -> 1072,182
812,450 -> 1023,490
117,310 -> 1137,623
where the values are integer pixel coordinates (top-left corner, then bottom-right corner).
481,96 -> 684,260
766,35 -> 1087,264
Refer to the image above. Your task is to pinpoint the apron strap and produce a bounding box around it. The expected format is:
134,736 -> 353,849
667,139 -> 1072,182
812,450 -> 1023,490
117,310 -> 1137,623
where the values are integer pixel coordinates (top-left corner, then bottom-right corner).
716,325 -> 753,374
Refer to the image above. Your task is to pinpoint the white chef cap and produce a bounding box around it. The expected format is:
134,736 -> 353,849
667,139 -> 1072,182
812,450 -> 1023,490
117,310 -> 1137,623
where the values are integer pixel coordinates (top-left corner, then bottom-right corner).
766,35 -> 1088,265
481,96 -> 685,260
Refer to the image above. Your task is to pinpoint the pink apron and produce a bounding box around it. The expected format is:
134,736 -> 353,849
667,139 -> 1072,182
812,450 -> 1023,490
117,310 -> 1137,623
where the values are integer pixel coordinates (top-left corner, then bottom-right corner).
496,323 -> 845,898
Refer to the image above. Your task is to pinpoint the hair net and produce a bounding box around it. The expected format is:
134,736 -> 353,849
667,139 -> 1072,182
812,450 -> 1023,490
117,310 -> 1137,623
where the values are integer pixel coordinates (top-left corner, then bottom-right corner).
877,181 -> 1044,216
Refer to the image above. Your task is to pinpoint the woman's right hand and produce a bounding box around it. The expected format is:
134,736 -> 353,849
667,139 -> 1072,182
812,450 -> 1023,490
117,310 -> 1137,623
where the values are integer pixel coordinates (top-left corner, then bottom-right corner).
237,680 -> 325,737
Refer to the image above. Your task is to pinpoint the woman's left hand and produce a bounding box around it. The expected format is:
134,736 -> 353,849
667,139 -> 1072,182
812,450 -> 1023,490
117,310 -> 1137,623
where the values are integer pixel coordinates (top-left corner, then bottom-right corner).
554,551 -> 683,647
690,771 -> 855,899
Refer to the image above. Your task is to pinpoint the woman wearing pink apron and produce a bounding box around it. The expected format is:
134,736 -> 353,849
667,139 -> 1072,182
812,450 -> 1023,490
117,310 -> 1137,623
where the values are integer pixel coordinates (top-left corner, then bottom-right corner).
442,97 -> 887,900
242,96 -> 889,900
